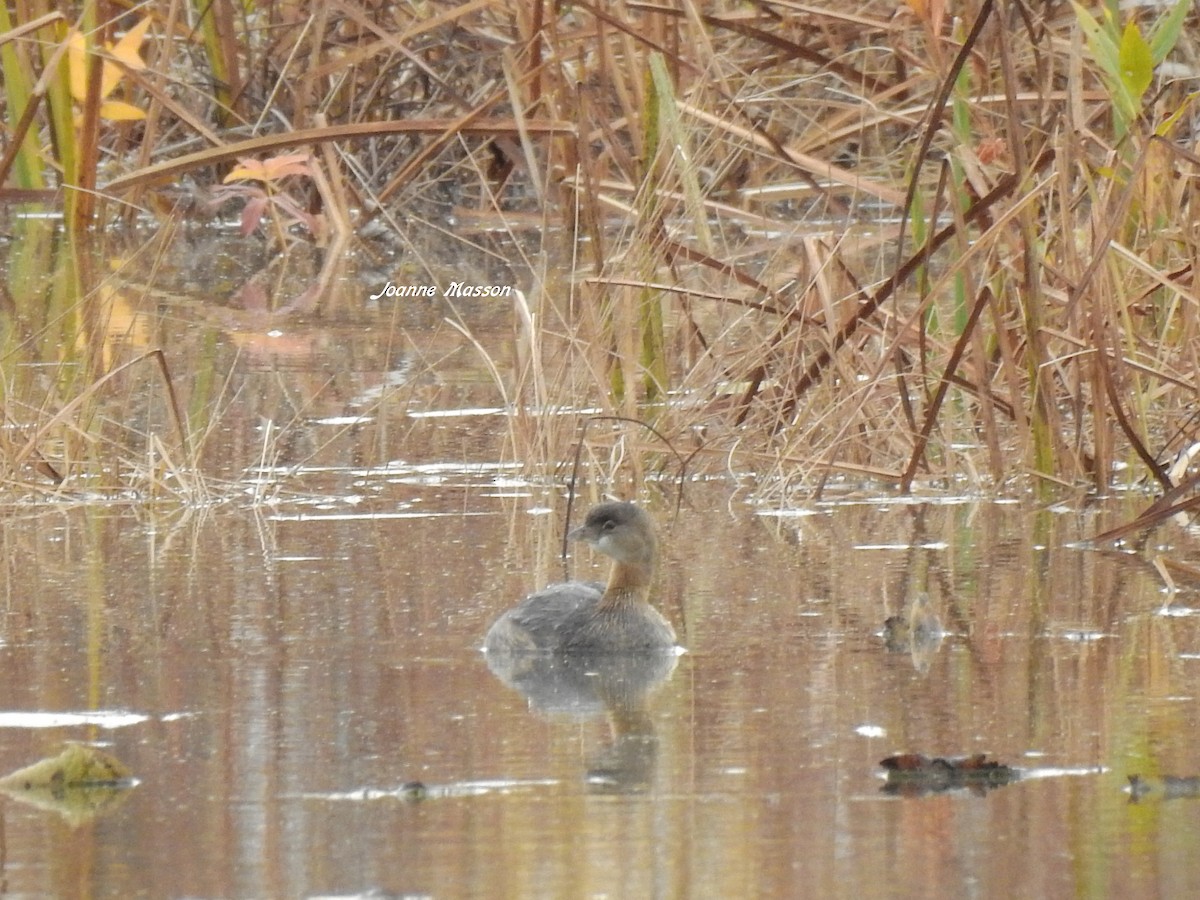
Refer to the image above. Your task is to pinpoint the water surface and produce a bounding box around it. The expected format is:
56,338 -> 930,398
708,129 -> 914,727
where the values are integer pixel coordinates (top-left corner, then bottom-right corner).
1,485 -> 1198,898
1,228 -> 1198,898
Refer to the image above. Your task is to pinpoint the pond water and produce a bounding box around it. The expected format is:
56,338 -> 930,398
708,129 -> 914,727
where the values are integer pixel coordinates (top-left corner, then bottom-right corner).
4,483 -> 1200,897
1,228 -> 1200,898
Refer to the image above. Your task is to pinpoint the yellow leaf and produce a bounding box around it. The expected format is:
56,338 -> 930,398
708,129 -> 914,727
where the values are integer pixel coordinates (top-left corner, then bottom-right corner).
223,153 -> 314,184
68,29 -> 118,103
104,17 -> 152,98
110,17 -> 151,72
104,17 -> 151,98
68,19 -> 151,106
68,30 -> 87,102
99,100 -> 146,121
224,158 -> 270,183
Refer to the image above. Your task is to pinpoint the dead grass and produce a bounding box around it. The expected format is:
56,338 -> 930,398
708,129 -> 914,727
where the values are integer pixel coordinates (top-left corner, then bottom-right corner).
2,0 -> 1200,503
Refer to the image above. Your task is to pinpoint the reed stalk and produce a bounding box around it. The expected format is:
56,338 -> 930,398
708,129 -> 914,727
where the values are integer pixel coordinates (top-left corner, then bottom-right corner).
0,0 -> 1198,501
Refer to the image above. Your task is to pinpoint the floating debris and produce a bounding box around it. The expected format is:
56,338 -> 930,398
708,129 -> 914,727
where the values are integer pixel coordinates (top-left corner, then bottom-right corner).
880,753 -> 1019,796
0,742 -> 134,790
0,744 -> 137,825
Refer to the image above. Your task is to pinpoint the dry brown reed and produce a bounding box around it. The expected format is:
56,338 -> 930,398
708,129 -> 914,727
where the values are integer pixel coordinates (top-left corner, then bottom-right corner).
3,0 -> 1199,504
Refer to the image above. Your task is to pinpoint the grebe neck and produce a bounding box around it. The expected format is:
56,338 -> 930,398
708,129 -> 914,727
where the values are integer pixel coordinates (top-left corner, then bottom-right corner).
599,560 -> 654,609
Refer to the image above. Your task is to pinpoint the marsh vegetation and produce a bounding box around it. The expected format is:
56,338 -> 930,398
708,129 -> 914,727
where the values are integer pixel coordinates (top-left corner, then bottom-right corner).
5,7 -> 1200,895
1,0 -> 1199,514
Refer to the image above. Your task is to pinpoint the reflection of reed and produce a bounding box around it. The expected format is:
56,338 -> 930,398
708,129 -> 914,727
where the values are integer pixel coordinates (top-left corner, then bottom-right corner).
485,650 -> 678,793
1128,774 -> 1200,802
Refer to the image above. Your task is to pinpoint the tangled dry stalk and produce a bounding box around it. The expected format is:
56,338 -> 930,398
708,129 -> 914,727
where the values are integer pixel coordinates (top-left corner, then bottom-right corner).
2,0 -> 1199,505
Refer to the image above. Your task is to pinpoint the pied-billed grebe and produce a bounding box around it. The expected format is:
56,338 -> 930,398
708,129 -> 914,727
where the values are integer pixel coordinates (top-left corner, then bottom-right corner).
484,501 -> 677,654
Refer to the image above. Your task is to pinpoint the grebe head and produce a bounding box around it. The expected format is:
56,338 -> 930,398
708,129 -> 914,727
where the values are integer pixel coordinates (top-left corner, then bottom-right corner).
569,501 -> 658,574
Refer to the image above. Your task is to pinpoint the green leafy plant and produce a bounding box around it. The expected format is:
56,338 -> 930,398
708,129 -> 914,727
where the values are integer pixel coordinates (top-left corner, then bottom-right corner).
1071,0 -> 1190,139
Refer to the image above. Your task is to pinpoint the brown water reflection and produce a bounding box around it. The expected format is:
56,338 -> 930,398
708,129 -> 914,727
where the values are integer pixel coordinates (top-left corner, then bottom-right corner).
0,489 -> 1199,897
